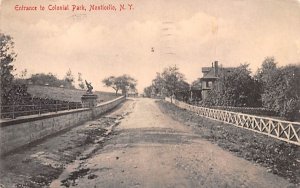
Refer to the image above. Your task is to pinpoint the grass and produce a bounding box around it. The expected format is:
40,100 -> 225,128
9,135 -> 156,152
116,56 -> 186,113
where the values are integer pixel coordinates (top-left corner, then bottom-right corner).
157,100 -> 300,185
27,85 -> 120,103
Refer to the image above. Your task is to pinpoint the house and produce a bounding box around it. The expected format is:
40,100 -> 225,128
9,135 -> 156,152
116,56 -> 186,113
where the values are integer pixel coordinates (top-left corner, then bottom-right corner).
200,61 -> 233,100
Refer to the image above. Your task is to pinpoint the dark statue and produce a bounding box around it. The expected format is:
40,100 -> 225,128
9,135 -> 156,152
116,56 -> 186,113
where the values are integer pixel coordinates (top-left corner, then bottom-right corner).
85,80 -> 93,94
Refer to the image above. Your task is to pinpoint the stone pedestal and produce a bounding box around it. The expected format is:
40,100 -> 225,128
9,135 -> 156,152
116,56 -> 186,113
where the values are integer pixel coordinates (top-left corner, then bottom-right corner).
81,94 -> 98,108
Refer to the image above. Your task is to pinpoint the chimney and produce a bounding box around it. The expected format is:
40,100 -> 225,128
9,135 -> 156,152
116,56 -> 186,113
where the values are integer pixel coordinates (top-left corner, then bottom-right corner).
214,61 -> 218,76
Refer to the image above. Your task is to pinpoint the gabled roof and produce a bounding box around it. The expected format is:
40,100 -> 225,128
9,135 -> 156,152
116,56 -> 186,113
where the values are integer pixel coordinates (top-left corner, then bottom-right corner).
201,66 -> 235,80
201,67 -> 217,79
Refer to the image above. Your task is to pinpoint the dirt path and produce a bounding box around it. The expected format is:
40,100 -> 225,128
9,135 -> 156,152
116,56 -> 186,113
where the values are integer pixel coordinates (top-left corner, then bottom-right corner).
53,98 -> 294,188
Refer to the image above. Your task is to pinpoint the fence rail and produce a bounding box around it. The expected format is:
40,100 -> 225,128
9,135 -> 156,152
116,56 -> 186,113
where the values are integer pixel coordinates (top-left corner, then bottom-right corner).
0,102 -> 82,119
165,97 -> 300,146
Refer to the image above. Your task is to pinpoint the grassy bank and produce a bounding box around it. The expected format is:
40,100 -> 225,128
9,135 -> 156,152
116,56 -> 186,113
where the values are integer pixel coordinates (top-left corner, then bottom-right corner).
157,100 -> 300,185
27,85 -> 120,103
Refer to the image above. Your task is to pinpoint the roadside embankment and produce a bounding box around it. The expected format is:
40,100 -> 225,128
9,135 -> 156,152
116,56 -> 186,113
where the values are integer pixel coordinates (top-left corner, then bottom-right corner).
0,96 -> 125,156
158,100 -> 300,185
0,100 -> 132,188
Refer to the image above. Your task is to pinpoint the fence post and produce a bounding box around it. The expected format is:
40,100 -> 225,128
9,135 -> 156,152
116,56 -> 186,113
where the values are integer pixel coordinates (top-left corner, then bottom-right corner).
39,102 -> 41,116
12,104 -> 15,119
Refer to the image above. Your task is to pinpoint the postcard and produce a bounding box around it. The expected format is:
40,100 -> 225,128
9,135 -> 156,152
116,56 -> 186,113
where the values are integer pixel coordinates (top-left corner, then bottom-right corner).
1,0 -> 299,187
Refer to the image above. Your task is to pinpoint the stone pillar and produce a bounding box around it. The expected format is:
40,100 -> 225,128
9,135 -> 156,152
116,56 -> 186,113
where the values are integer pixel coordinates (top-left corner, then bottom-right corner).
81,94 -> 98,108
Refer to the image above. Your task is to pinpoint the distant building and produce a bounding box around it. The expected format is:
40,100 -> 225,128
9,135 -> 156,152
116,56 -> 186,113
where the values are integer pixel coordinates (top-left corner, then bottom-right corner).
200,61 -> 233,100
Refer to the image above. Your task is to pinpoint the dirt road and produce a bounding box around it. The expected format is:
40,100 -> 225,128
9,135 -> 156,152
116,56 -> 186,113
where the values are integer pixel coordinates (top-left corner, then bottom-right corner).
49,98 -> 294,188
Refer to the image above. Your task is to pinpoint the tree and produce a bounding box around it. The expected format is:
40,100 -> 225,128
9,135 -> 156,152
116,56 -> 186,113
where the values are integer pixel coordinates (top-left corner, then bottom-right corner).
5,84 -> 31,106
77,72 -> 85,90
14,69 -> 29,85
174,80 -> 190,102
64,68 -> 75,89
0,33 -> 32,107
148,65 -> 188,98
143,85 -> 154,97
19,69 -> 28,79
276,65 -> 300,120
102,76 -> 118,95
102,74 -> 137,96
189,78 -> 203,102
27,69 -> 76,88
29,73 -> 63,87
256,57 -> 300,120
151,73 -> 165,97
144,65 -> 189,99
0,33 -> 17,105
161,65 -> 186,96
118,74 -> 137,95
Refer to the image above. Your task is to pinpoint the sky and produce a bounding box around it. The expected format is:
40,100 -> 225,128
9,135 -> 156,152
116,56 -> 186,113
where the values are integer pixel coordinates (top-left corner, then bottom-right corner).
1,0 -> 300,93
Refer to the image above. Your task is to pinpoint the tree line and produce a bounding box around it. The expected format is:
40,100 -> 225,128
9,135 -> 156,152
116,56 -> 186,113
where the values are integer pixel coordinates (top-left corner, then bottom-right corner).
144,60 -> 299,121
16,70 -> 77,89
203,58 -> 299,120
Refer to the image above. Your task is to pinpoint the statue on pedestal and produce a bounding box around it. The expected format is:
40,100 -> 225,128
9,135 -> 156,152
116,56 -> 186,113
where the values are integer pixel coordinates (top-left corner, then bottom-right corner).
81,80 -> 98,108
85,80 -> 93,94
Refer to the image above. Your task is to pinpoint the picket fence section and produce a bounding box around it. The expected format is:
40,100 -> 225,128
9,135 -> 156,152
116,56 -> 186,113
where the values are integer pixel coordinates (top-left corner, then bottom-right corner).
165,97 -> 300,146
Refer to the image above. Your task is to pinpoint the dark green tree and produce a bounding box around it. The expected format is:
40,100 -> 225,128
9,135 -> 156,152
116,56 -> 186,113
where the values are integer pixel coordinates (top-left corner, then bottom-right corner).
0,33 -> 17,105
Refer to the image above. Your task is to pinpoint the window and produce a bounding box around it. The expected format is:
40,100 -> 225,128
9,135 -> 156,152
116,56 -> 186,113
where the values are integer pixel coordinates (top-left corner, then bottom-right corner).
206,81 -> 213,88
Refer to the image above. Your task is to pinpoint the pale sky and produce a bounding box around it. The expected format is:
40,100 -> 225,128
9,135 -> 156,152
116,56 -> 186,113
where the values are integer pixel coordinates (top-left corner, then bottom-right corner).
1,0 -> 300,93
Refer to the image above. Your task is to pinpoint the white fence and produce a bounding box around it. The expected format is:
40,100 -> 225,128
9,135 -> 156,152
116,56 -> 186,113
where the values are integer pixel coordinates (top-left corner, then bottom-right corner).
165,98 -> 300,146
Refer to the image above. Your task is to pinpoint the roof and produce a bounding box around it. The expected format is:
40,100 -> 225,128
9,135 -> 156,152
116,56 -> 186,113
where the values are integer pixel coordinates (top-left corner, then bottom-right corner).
201,66 -> 235,80
202,67 -> 217,79
202,67 -> 211,73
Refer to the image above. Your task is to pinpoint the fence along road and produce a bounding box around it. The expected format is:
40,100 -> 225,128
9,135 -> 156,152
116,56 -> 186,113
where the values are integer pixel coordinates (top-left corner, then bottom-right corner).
165,98 -> 300,146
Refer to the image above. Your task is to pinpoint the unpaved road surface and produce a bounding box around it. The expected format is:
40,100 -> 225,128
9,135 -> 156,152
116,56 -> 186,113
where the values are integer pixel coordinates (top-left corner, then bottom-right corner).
48,98 -> 294,188
0,98 -> 297,188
